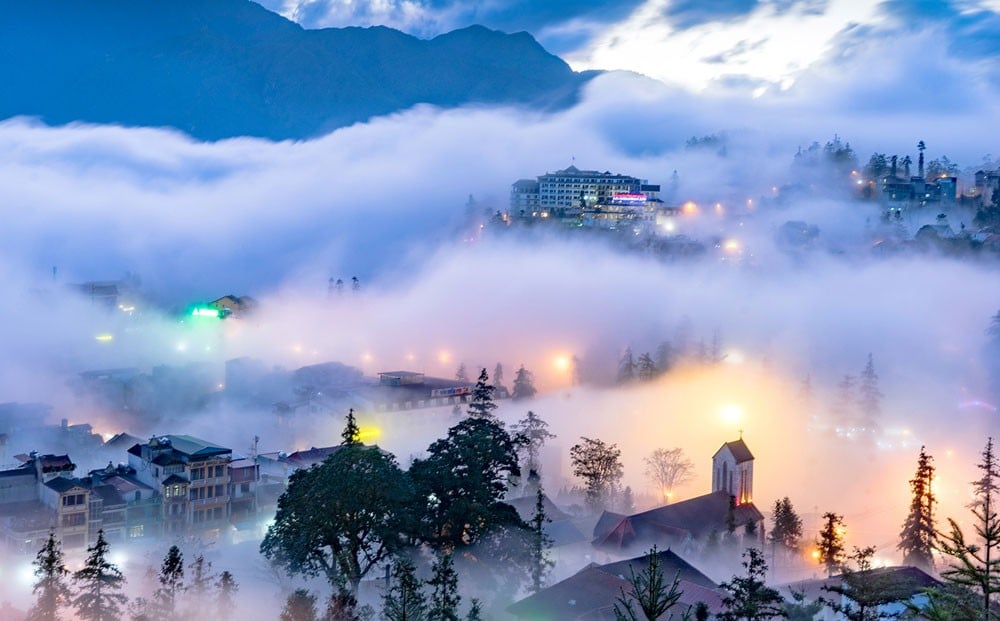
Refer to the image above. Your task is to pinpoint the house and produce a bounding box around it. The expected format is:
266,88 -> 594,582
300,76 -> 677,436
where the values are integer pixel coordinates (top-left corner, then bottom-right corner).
362,371 -> 501,412
208,294 -> 258,318
84,462 -> 158,543
779,566 -> 940,619
505,492 -> 589,548
0,453 -> 92,551
508,548 -> 723,620
127,434 -> 257,539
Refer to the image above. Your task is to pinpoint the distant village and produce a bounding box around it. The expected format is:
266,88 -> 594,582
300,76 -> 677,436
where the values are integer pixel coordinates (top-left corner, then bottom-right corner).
2,143 -> 998,619
493,140 -> 1000,260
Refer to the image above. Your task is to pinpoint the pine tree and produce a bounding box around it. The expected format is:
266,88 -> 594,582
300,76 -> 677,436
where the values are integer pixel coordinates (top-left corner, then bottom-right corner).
455,364 -> 469,383
717,548 -> 785,621
769,497 -> 804,553
382,557 -> 428,621
511,365 -> 537,401
637,353 -> 656,382
621,486 -> 636,514
612,546 -> 686,621
466,369 -> 497,419
465,600 -> 483,621
935,436 -> 999,620
427,553 -> 460,621
618,348 -> 635,384
529,487 -> 554,594
857,354 -> 883,431
654,341 -> 675,375
898,446 -> 936,569
27,532 -> 72,621
816,513 -> 845,577
341,408 -> 361,446
492,363 -> 505,393
832,375 -> 857,430
72,530 -> 128,621
280,589 -> 318,621
152,545 -> 184,621
216,571 -> 238,621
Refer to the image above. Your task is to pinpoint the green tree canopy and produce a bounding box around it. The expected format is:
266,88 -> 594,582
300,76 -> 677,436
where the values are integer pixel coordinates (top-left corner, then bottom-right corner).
769,497 -> 804,553
409,416 -> 523,550
261,434 -> 413,593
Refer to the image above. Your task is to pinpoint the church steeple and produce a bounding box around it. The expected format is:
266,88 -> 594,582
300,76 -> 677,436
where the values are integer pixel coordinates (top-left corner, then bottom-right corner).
712,437 -> 754,505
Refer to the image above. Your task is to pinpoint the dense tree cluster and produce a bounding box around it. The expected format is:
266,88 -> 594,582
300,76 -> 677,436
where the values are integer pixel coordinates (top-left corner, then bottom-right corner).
27,534 -> 238,621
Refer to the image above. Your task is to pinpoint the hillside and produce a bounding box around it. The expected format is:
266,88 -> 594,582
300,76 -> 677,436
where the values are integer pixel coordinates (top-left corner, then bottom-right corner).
0,0 -> 593,140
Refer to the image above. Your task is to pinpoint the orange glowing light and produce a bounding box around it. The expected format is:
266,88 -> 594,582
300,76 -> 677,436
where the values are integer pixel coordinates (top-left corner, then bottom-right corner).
682,201 -> 698,214
553,355 -> 571,372
811,550 -> 821,560
438,351 -> 452,364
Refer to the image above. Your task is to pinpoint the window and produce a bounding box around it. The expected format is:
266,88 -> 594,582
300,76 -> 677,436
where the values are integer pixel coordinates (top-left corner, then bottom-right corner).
215,485 -> 224,497
240,483 -> 250,494
191,468 -> 203,481
129,525 -> 144,538
215,465 -> 224,478
134,491 -> 141,502
213,507 -> 223,520
62,494 -> 85,507
62,512 -> 85,527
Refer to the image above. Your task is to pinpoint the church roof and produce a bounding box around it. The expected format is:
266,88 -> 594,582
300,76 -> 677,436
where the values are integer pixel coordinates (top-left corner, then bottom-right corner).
593,490 -> 764,550
714,438 -> 753,463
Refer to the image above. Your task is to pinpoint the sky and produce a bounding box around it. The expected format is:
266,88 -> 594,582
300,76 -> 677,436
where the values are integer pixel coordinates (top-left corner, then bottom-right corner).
1,0 -> 999,612
252,0 -> 1000,98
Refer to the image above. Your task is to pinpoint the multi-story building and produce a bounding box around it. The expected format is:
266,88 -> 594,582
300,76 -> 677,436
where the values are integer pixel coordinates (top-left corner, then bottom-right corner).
0,434 -> 260,552
127,434 -> 255,539
0,453 -> 91,551
510,165 -> 663,224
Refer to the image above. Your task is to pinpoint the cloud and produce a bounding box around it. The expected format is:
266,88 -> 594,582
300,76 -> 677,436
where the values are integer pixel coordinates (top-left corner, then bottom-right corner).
252,0 -> 645,54
0,51 -> 998,589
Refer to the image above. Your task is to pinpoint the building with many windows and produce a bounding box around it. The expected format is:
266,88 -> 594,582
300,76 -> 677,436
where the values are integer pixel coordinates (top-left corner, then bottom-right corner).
510,165 -> 663,225
128,435 -> 247,538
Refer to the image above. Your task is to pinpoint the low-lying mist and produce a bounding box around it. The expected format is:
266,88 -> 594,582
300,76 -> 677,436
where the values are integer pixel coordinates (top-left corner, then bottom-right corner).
0,64 -> 997,618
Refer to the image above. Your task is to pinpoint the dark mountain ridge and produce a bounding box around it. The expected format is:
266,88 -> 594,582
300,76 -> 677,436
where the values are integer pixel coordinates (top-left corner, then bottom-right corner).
0,0 -> 594,140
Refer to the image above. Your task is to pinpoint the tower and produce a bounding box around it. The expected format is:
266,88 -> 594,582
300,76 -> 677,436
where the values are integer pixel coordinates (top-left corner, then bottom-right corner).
712,437 -> 754,505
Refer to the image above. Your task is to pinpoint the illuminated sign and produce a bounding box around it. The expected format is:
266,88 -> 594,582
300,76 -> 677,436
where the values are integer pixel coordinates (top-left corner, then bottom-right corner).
612,193 -> 647,204
430,386 -> 472,398
189,306 -> 221,318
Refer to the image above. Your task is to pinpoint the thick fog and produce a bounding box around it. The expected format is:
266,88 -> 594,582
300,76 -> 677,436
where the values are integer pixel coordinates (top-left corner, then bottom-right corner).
0,62 -> 998,616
